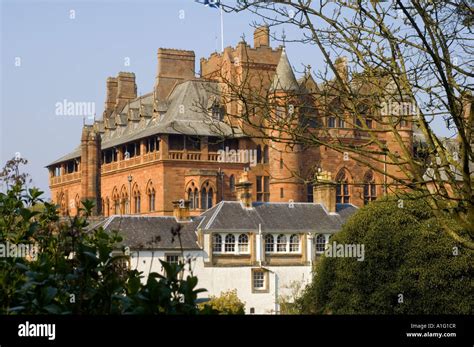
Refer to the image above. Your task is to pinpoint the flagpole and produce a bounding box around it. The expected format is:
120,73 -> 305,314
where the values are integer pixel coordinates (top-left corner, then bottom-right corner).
220,5 -> 224,52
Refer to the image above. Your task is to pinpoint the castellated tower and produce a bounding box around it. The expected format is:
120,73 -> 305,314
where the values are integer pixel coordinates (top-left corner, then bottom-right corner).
80,125 -> 101,215
268,48 -> 304,202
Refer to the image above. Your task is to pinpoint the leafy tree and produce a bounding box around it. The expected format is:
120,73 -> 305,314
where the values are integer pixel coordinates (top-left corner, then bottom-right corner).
296,194 -> 473,314
210,0 -> 474,249
200,289 -> 246,315
0,157 -> 207,314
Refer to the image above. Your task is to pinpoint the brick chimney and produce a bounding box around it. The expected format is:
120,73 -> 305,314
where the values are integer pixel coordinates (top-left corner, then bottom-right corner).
154,48 -> 195,101
80,125 -> 101,215
313,171 -> 336,213
254,26 -> 270,48
172,200 -> 191,222
235,171 -> 253,208
115,72 -> 137,113
103,77 -> 118,120
334,57 -> 348,82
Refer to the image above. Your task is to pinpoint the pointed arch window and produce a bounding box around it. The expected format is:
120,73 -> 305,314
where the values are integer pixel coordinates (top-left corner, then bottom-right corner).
336,170 -> 350,204
229,175 -> 236,192
133,190 -> 141,214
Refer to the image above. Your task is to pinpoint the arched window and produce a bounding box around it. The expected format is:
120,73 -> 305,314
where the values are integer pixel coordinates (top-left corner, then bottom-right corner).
120,186 -> 129,214
207,188 -> 213,209
112,188 -> 120,215
229,175 -> 235,192
149,189 -> 155,212
256,145 -> 262,163
201,183 -> 213,210
201,187 -> 207,209
277,234 -> 287,252
265,234 -> 274,253
134,191 -> 141,214
188,188 -> 195,209
225,234 -> 235,252
289,234 -> 300,252
213,234 -> 222,253
315,234 -> 326,253
238,234 -> 249,253
363,171 -> 377,205
336,170 -> 350,204
263,145 -> 269,164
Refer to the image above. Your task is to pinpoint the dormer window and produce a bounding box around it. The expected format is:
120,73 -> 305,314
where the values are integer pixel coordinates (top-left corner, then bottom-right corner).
211,104 -> 223,121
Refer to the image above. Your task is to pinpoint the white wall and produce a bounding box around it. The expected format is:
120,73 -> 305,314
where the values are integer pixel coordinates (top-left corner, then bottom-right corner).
130,250 -> 312,314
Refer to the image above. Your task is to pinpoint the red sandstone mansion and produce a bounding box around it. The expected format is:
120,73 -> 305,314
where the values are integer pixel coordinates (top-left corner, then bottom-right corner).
47,26 -> 416,217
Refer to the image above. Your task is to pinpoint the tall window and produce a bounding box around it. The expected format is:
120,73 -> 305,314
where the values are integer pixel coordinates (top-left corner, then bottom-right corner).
256,145 -> 262,164
336,170 -> 350,204
213,234 -> 222,253
307,184 -> 314,202
315,234 -> 326,253
134,192 -> 141,214
363,171 -> 377,205
256,176 -> 270,202
277,234 -> 287,252
148,189 -> 155,212
201,185 -> 213,210
229,175 -> 235,192
238,234 -> 249,253
338,117 -> 345,128
265,234 -> 274,253
289,234 -> 300,252
328,116 -> 336,128
225,234 -> 235,252
263,145 -> 269,164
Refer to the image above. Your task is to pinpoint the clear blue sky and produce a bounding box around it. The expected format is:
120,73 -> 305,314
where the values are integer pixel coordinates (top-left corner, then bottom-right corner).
0,0 -> 449,198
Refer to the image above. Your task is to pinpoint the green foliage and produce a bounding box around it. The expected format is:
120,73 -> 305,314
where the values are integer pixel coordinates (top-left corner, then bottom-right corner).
278,280 -> 305,315
0,158 -> 207,315
200,289 -> 245,314
296,194 -> 474,314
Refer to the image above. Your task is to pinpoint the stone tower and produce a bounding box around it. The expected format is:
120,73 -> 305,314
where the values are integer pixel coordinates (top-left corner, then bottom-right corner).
268,48 -> 304,202
80,125 -> 101,215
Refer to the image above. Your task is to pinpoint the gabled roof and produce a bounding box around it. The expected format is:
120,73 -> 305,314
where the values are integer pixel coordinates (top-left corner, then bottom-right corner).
198,201 -> 357,233
269,48 -> 299,92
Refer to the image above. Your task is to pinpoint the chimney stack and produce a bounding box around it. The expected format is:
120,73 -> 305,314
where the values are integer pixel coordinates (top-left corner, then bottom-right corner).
103,77 -> 118,120
115,72 -> 137,113
313,171 -> 336,213
173,200 -> 191,222
154,48 -> 195,101
254,26 -> 270,48
235,171 -> 253,208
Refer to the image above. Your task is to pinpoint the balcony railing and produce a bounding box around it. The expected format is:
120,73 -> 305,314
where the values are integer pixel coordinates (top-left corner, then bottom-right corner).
50,172 -> 80,185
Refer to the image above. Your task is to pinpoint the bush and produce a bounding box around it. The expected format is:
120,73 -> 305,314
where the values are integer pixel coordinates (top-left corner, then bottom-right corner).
201,289 -> 245,314
0,157 -> 207,314
296,194 -> 473,314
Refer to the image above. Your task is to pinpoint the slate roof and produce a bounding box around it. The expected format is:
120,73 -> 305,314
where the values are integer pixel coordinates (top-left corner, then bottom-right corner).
269,48 -> 300,92
88,215 -> 202,250
198,201 -> 357,234
48,80 -> 244,166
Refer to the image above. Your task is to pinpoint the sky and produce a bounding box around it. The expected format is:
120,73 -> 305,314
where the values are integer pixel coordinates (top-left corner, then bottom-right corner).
0,0 -> 451,199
